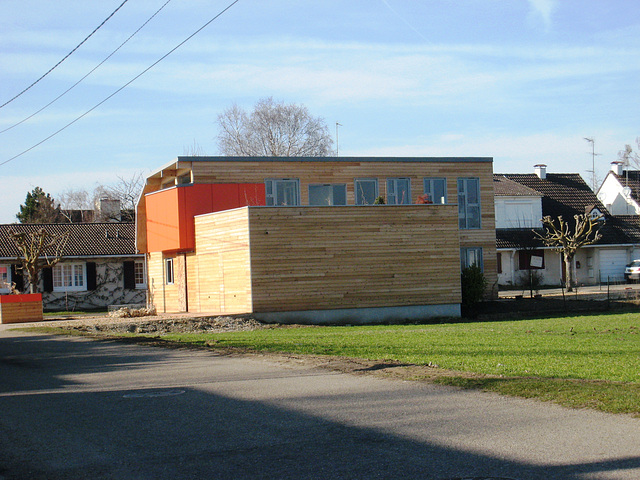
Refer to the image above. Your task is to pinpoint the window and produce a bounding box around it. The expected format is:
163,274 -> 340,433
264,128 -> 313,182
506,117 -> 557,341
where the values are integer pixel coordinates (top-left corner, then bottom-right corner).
386,178 -> 411,205
423,178 -> 447,204
52,263 -> 86,292
355,178 -> 379,205
309,184 -> 347,206
265,179 -> 300,206
461,247 -> 483,271
0,265 -> 9,292
135,261 -> 146,288
165,258 -> 174,285
457,178 -> 481,229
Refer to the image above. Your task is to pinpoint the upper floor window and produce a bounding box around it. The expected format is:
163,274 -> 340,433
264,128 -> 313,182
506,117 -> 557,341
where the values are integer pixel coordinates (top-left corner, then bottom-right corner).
386,178 -> 411,205
457,177 -> 481,229
265,179 -> 300,206
423,178 -> 447,204
309,184 -> 347,206
53,263 -> 86,292
355,178 -> 379,205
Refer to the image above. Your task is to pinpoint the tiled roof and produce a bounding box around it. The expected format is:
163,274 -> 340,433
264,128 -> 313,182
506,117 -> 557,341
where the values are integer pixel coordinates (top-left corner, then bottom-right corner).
496,229 -> 546,249
496,173 -> 639,248
493,175 -> 542,197
498,173 -> 606,221
0,223 -> 138,259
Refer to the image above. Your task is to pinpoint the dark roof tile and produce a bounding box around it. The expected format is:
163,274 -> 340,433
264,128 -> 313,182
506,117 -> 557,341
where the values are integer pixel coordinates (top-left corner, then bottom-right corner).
0,223 -> 138,259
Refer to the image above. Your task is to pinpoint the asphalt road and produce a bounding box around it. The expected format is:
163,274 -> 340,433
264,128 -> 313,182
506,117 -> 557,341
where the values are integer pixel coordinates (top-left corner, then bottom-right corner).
1,327 -> 639,480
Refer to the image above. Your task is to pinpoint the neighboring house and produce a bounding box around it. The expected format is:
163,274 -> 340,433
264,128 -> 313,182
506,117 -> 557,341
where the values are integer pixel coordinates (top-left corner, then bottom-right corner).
0,223 -> 146,311
136,156 -> 498,323
495,164 -> 640,288
597,162 -> 640,216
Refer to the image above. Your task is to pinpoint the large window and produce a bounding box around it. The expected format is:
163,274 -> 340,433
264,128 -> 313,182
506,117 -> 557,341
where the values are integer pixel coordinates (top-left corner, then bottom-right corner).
461,247 -> 484,271
165,258 -> 174,285
265,179 -> 300,206
386,178 -> 411,205
355,178 -> 379,205
308,184 -> 347,206
457,177 -> 481,229
423,178 -> 447,204
53,263 -> 86,292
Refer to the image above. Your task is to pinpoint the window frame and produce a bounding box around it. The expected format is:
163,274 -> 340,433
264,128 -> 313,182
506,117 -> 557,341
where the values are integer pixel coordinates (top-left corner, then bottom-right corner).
354,178 -> 379,205
52,263 -> 87,292
423,178 -> 447,205
134,260 -> 147,289
265,178 -> 300,206
457,177 -> 481,229
461,247 -> 484,271
165,258 -> 174,285
0,264 -> 10,293
308,183 -> 347,206
386,178 -> 411,205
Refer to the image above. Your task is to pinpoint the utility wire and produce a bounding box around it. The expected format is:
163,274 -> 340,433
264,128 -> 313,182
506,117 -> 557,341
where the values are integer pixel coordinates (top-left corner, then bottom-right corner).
1,0 -> 173,134
0,0 -> 129,109
0,0 -> 241,167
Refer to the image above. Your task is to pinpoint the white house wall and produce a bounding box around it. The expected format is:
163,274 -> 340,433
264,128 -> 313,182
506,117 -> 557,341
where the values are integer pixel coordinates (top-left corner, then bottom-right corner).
597,174 -> 640,215
494,196 -> 542,229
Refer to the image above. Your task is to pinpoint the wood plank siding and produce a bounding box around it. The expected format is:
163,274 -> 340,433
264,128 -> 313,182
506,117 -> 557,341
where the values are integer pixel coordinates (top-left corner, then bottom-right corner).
247,206 -> 461,313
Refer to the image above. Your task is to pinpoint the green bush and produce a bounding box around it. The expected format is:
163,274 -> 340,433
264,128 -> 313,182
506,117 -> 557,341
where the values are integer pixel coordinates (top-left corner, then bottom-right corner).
461,265 -> 486,316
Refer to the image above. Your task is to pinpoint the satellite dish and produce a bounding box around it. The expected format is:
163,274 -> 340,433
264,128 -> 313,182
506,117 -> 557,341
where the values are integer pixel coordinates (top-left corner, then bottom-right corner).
597,192 -> 606,202
623,186 -> 632,198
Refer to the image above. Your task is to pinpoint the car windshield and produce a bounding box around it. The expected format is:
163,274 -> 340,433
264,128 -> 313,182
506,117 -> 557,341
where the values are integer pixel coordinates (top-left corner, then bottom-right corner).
630,261 -> 640,268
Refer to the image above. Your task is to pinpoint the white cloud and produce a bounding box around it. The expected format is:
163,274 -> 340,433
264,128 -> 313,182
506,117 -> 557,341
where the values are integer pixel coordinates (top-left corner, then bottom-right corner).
527,0 -> 557,31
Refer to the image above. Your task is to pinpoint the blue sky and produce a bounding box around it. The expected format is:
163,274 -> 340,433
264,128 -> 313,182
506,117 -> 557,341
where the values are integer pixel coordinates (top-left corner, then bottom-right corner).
1,0 -> 639,223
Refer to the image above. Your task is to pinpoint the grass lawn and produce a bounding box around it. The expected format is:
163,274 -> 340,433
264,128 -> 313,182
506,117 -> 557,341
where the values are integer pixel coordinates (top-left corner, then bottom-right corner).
40,311 -> 640,416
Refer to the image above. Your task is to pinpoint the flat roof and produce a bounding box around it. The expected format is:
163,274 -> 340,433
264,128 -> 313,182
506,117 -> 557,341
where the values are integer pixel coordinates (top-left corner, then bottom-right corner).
175,156 -> 493,163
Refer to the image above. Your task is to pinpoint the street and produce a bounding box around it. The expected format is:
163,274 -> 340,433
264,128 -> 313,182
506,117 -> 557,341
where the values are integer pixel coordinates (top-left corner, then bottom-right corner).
1,327 -> 639,480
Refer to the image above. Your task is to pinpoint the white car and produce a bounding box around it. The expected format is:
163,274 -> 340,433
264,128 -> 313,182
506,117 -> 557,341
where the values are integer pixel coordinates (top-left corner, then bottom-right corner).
625,260 -> 640,283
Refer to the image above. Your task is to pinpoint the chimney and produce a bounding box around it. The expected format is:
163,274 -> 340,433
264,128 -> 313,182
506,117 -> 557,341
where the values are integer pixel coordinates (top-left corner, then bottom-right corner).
534,164 -> 547,180
610,161 -> 624,176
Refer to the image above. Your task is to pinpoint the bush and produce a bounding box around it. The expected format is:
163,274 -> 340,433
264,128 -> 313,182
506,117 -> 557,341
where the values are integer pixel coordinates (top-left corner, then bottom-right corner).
461,265 -> 487,317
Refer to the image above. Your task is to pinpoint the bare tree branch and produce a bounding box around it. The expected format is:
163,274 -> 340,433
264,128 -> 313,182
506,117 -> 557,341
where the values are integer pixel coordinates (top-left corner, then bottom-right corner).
9,228 -> 69,294
217,97 -> 334,157
535,213 -> 602,292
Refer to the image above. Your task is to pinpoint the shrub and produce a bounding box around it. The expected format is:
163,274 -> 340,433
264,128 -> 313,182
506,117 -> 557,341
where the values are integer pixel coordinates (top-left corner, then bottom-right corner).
461,265 -> 487,316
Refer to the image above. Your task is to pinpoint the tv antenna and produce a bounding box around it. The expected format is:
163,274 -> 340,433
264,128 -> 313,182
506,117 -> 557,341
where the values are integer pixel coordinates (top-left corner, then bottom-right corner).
583,137 -> 601,191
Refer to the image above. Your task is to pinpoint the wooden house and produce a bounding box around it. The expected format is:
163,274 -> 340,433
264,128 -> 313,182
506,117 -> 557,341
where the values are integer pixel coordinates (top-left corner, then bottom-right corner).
136,156 -> 497,323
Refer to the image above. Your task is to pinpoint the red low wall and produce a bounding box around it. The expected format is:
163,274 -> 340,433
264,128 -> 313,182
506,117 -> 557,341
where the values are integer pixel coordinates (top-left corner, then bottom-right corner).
0,294 -> 43,323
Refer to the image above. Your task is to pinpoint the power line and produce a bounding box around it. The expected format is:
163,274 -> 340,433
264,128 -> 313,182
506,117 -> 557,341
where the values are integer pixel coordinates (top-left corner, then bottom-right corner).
0,0 -> 241,168
1,0 -> 173,134
0,0 -> 129,110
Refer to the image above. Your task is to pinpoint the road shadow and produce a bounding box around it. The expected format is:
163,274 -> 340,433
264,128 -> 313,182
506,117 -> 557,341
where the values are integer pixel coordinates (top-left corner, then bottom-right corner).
1,331 -> 639,479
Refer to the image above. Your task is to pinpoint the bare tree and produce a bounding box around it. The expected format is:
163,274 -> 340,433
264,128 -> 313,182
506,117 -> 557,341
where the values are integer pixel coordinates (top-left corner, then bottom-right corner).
183,139 -> 205,156
217,97 -> 334,157
535,213 -> 602,292
56,171 -> 145,223
9,228 -> 69,294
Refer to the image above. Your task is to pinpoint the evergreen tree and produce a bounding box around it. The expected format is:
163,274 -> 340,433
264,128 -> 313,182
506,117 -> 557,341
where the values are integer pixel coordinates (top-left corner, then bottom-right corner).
16,187 -> 64,223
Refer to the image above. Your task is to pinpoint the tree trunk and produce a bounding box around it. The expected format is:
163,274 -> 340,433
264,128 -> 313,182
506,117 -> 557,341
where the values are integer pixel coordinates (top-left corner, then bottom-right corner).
565,254 -> 574,292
